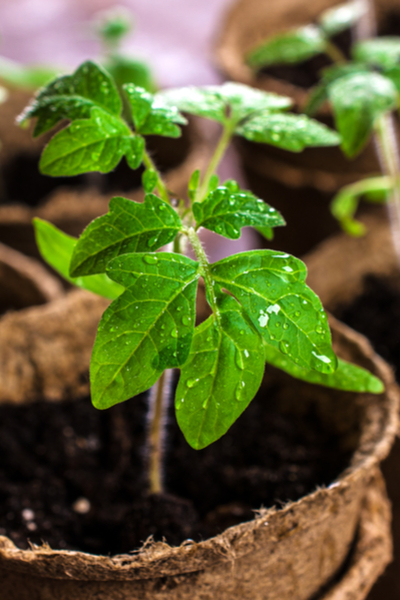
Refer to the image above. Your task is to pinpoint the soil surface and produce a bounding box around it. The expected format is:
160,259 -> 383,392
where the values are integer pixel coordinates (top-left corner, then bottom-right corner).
0,376 -> 351,555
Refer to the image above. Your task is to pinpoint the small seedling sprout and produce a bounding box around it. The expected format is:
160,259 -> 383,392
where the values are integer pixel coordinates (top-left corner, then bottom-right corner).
247,0 -> 400,243
20,61 -> 384,494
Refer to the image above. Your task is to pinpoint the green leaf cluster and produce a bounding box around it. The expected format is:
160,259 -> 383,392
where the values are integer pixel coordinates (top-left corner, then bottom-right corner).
26,64 -> 382,451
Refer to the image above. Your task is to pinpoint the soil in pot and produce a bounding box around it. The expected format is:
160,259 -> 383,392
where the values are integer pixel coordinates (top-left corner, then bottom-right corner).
0,372 -> 357,555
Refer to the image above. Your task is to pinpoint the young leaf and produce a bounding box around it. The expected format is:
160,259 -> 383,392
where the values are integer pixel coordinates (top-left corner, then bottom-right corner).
319,1 -> 366,37
124,84 -> 186,137
263,344 -> 384,393
91,252 -> 200,409
236,112 -> 340,151
176,295 -> 265,449
21,61 -> 122,137
33,218 -> 123,300
210,250 -> 337,374
304,84 -> 329,116
142,169 -> 158,193
246,26 -> 326,70
353,37 -> 400,69
70,194 -> 182,277
105,57 -> 157,93
193,183 -> 285,239
39,107 -> 144,176
328,72 -> 398,157
188,169 -> 200,201
157,82 -> 292,125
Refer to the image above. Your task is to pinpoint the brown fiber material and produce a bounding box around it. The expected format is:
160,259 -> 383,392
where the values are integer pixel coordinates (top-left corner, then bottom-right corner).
0,242 -> 64,314
215,0 -> 400,255
0,316 -> 397,599
0,88 -> 208,257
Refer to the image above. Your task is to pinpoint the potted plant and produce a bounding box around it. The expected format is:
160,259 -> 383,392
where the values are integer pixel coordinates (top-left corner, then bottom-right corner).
215,0 -> 400,254
0,62 -> 397,599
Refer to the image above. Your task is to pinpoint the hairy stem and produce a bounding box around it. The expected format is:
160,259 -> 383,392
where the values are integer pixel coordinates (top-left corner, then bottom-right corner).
147,369 -> 172,494
197,123 -> 234,201
186,226 -> 220,320
142,149 -> 170,205
374,114 -> 400,260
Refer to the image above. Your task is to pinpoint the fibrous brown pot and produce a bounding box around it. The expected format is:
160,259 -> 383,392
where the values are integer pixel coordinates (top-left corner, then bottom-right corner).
0,312 -> 397,600
304,213 -> 400,599
0,241 -> 63,315
0,87 -> 208,257
215,0 -> 399,254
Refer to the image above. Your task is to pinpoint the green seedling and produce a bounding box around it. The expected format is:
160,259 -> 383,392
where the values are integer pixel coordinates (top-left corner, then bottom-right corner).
21,61 -> 383,494
247,1 -> 400,236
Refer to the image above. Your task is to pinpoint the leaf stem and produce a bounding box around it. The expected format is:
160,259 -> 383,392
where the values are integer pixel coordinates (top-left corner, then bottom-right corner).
324,39 -> 347,64
142,149 -> 170,204
185,226 -> 220,319
374,113 -> 400,260
197,122 -> 234,202
147,368 -> 172,495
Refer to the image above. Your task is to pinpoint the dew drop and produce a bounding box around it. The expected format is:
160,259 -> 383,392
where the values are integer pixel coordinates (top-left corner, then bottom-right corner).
187,378 -> 199,388
235,349 -> 244,370
148,236 -> 159,248
316,325 -> 323,334
294,310 -> 301,317
170,329 -> 178,338
279,340 -> 290,354
182,316 -> 190,326
144,255 -> 158,265
283,323 -> 289,330
239,329 -> 245,335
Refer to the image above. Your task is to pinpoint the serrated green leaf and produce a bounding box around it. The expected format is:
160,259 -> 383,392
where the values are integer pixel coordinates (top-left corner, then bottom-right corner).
353,37 -> 400,69
33,218 -> 123,300
142,169 -> 158,193
124,84 -> 186,137
319,1 -> 366,37
157,82 -> 292,125
236,112 -> 340,151
70,194 -> 182,277
21,61 -> 122,137
210,250 -> 337,374
193,184 -> 285,239
91,252 -> 200,409
247,25 -> 326,70
176,295 -> 264,449
188,169 -> 200,201
39,107 -> 144,176
263,343 -> 384,393
328,71 -> 398,157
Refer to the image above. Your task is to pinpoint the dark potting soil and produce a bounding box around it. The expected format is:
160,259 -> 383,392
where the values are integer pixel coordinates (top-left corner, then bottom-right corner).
0,126 -> 191,208
259,29 -> 352,90
339,275 -> 400,376
0,377 -> 352,556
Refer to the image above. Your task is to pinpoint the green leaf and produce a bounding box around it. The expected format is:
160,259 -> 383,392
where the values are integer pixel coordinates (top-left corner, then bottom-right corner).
328,72 -> 398,157
157,82 -> 292,125
193,183 -> 285,239
188,169 -> 200,201
91,252 -> 200,409
263,344 -> 384,393
384,65 -> 400,94
39,107 -> 144,176
124,84 -> 186,137
210,250 -> 337,374
105,57 -> 157,93
353,37 -> 400,69
304,84 -> 329,116
0,56 -> 59,90
236,112 -> 340,151
247,25 -> 326,70
255,226 -> 274,240
176,295 -> 265,449
208,174 -> 220,193
33,218 -> 123,300
70,194 -> 182,277
319,1 -> 366,37
142,169 -> 158,193
21,61 -> 122,137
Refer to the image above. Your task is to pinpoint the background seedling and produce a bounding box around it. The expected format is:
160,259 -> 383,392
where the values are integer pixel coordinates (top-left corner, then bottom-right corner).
22,61 -> 383,494
247,1 -> 400,243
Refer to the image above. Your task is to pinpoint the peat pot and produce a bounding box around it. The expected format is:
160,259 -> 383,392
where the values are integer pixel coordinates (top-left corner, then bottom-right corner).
0,87 -> 208,258
0,299 -> 398,600
305,212 -> 400,599
215,0 -> 400,255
